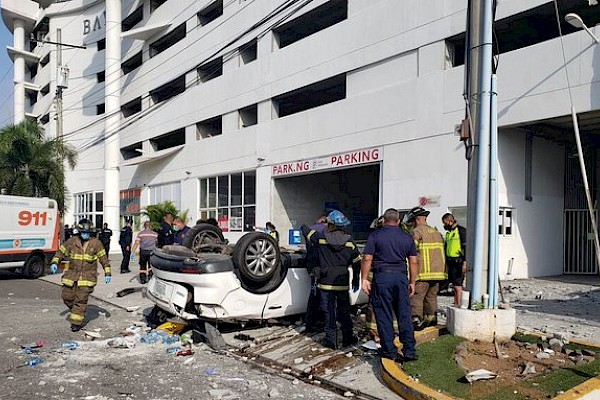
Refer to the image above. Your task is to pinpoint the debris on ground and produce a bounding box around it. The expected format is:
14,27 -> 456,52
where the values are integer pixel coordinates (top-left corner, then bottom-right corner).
465,369 -> 498,383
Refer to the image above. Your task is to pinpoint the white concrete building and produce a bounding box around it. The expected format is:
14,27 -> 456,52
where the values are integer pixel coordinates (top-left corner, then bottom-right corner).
2,0 -> 599,279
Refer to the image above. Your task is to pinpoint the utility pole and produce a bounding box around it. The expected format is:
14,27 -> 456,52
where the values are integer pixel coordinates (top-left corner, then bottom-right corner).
56,28 -> 63,139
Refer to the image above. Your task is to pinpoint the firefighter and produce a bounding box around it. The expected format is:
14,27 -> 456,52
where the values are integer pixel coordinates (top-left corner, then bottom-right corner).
405,207 -> 447,330
300,210 -> 361,350
49,219 -> 111,332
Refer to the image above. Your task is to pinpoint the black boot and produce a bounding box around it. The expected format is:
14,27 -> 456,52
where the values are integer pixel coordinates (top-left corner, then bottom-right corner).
70,324 -> 81,332
140,274 -> 147,284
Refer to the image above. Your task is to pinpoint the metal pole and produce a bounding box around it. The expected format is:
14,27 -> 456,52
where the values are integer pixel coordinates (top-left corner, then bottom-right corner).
104,0 -> 122,252
13,18 -> 25,123
488,74 -> 499,307
467,0 -> 494,306
571,107 -> 600,276
56,28 -> 63,139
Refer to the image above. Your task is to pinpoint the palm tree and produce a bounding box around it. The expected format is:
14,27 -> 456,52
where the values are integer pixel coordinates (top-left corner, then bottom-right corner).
0,120 -> 77,214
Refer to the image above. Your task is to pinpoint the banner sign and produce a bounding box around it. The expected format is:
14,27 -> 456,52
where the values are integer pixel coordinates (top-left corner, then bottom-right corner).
272,147 -> 382,177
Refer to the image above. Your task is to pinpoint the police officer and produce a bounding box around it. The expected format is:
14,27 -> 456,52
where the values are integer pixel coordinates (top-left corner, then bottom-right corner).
405,206 -> 447,330
119,220 -> 133,273
301,210 -> 361,349
49,219 -> 111,332
442,213 -> 467,306
361,208 -> 418,363
98,223 -> 113,255
157,212 -> 174,248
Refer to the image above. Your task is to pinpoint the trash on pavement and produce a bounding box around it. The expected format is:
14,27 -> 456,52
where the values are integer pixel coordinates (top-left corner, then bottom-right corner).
124,325 -> 142,335
61,341 -> 78,350
465,369 -> 498,383
361,340 -> 381,350
107,337 -> 137,349
203,367 -> 217,375
18,357 -> 42,368
83,330 -> 102,340
116,287 -> 143,297
165,346 -> 182,354
125,306 -> 141,312
157,321 -> 187,335
176,349 -> 194,357
20,340 -> 46,349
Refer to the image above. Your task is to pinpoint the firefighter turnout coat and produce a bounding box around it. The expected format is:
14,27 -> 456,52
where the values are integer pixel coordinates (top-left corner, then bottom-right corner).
51,236 -> 111,287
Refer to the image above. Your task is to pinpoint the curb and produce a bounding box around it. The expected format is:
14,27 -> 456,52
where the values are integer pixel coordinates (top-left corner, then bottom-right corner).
380,326 -> 600,400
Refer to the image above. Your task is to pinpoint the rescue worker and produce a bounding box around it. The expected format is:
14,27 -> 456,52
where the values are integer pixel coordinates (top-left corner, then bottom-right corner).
173,217 -> 191,245
300,210 -> 361,350
49,219 -> 111,332
131,221 -> 158,284
98,222 -> 113,255
157,212 -> 174,248
361,208 -> 418,363
442,213 -> 467,306
119,220 -> 133,273
302,215 -> 327,333
405,206 -> 447,330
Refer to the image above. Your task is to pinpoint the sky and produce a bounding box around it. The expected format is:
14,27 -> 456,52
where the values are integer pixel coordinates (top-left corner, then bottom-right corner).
0,19 -> 14,126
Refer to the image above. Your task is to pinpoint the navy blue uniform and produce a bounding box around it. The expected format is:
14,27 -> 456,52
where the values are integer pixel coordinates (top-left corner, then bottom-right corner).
303,222 -> 327,332
157,222 -> 174,247
174,226 -> 191,245
364,225 -> 417,360
118,226 -> 133,273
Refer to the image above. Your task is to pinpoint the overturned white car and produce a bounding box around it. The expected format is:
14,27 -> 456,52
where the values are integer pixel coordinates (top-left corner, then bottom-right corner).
146,224 -> 367,324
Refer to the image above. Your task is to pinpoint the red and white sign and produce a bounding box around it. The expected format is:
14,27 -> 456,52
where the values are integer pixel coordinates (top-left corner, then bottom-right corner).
218,217 -> 229,232
272,147 -> 382,177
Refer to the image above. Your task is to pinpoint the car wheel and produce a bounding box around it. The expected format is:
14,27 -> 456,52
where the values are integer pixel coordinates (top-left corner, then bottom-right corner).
183,223 -> 226,252
146,305 -> 173,328
233,232 -> 281,283
24,255 -> 44,279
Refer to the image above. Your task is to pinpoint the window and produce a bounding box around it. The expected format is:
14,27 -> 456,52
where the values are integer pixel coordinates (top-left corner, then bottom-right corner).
272,74 -> 346,118
197,57 -> 223,83
150,0 -> 168,13
122,6 -> 143,32
121,97 -> 142,117
149,23 -> 186,58
97,38 -> 106,51
197,0 -> 223,27
149,182 -> 181,210
238,104 -> 257,128
74,191 -> 104,228
28,63 -> 38,79
239,39 -> 257,65
150,128 -> 185,151
196,116 -> 222,139
150,75 -> 186,104
273,0 -> 347,49
122,51 -> 143,74
199,171 -> 256,232
40,53 -> 50,67
96,103 -> 105,115
97,71 -> 105,83
27,90 -> 37,107
498,207 -> 514,236
40,84 -> 50,96
121,142 -> 143,160
40,113 -> 50,125
445,0 -> 600,68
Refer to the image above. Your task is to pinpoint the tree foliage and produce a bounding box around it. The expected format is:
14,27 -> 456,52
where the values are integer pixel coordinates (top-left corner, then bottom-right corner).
0,120 -> 77,214
141,201 -> 189,231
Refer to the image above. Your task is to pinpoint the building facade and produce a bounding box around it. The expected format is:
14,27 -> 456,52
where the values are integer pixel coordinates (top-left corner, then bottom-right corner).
2,0 -> 599,279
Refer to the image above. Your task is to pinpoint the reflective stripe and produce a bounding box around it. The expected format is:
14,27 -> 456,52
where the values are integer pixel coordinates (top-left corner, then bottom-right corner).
415,240 -> 445,278
318,239 -> 327,244
417,271 -> 448,281
71,254 -> 99,262
61,278 -> 75,287
59,245 -> 68,255
51,257 -> 60,265
307,230 -> 316,240
345,242 -> 356,250
352,255 -> 361,263
97,249 -> 107,258
318,284 -> 348,291
103,267 -> 111,275
77,280 -> 97,287
69,312 -> 84,322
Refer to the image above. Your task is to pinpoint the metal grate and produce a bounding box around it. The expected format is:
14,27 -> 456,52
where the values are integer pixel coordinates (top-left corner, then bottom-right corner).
564,209 -> 599,274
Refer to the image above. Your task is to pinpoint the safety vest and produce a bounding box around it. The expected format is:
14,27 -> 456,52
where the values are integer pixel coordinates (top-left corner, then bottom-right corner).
445,227 -> 463,258
412,225 -> 447,281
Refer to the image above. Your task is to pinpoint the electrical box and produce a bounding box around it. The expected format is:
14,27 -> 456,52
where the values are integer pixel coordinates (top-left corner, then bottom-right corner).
57,66 -> 69,89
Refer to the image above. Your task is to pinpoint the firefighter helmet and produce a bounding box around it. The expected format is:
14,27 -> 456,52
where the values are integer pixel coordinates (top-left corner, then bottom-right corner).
326,210 -> 350,227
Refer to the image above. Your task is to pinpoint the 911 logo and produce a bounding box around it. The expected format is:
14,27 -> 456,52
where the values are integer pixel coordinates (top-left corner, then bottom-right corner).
13,239 -> 21,248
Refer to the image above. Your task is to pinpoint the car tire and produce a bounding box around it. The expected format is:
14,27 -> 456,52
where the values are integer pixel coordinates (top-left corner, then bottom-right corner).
183,223 -> 226,252
233,232 -> 281,284
24,255 -> 44,279
146,305 -> 173,328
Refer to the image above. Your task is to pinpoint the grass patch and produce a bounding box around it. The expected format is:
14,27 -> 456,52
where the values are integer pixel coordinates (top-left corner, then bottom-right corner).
525,358 -> 600,397
401,335 -> 470,398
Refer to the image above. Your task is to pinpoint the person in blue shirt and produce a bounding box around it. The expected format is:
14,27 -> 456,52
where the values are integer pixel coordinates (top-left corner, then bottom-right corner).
173,217 -> 191,245
361,208 -> 418,363
157,212 -> 175,248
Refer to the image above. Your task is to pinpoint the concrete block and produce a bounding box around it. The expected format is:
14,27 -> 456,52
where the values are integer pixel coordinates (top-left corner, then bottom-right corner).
446,306 -> 516,342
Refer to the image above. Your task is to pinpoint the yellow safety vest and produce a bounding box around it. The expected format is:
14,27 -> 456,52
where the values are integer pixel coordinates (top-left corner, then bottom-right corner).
445,227 -> 463,258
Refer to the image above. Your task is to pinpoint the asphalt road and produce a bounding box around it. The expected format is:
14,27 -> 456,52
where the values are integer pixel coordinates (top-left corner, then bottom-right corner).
0,271 -> 343,400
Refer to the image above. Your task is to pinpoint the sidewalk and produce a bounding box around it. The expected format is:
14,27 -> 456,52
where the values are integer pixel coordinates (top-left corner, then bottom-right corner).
40,252 -> 154,312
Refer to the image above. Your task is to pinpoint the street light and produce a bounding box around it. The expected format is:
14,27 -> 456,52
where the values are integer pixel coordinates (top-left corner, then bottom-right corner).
565,13 -> 599,43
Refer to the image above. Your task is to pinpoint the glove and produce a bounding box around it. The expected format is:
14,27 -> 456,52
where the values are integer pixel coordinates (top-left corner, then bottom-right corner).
105,276 -> 111,284
50,264 -> 58,274
130,253 -> 135,260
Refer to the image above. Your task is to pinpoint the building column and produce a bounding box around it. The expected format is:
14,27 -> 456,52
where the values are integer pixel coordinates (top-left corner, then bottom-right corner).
104,0 -> 122,251
13,18 -> 26,123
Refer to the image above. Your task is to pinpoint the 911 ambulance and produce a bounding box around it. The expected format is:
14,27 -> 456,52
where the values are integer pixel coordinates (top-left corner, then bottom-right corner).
0,195 -> 60,278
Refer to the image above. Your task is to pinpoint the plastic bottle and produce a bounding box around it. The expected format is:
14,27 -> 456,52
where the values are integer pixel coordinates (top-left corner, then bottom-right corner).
140,331 -> 160,344
165,346 -> 181,354
163,334 -> 180,345
62,341 -> 78,350
26,357 -> 42,367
